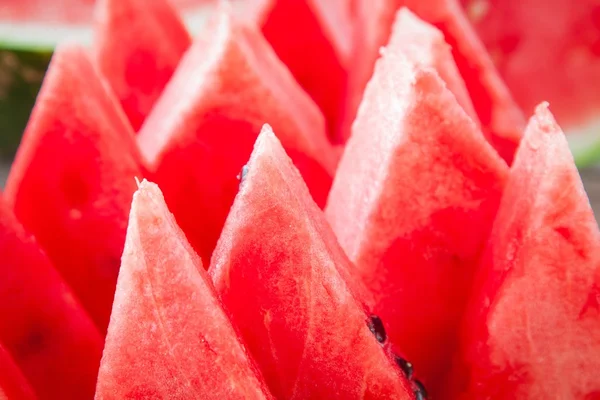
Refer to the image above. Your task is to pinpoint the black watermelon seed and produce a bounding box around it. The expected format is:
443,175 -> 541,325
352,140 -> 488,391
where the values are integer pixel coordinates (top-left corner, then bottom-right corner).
393,355 -> 413,379
413,380 -> 427,400
367,314 -> 386,343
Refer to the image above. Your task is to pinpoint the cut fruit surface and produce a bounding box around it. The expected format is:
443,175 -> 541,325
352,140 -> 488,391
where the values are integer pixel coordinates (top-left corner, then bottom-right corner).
447,103 -> 600,399
95,180 -> 273,400
4,43 -> 144,333
210,126 -> 415,400
253,0 -> 354,141
0,195 -> 103,400
462,0 -> 600,167
92,0 -> 191,131
462,0 -> 600,133
0,344 -> 36,400
351,0 -> 525,163
138,9 -> 336,265
389,8 -> 479,126
326,47 -> 508,395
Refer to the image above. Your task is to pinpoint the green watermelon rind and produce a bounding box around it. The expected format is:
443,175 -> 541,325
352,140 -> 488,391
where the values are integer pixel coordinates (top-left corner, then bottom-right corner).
0,47 -> 51,157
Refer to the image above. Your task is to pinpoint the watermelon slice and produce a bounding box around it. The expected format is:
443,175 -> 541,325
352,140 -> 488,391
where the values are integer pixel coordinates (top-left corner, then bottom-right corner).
462,0 -> 600,167
95,179 -> 273,400
447,103 -> 600,398
463,0 -> 600,131
389,8 -> 479,126
209,126 -> 420,400
252,0 -> 354,141
326,43 -> 509,394
92,0 -> 191,131
350,0 -> 526,163
4,43 -> 144,332
0,344 -> 36,400
0,195 -> 103,399
138,8 -> 337,264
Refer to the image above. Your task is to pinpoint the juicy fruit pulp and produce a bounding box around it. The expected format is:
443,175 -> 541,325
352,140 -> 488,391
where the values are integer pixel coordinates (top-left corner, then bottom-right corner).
326,39 -> 508,394
448,104 -> 600,399
254,0 -> 353,141
0,196 -> 103,399
138,9 -> 336,265
463,0 -> 600,132
95,181 -> 273,400
4,43 -> 144,332
93,0 -> 191,131
210,126 -> 415,399
0,0 -> 599,397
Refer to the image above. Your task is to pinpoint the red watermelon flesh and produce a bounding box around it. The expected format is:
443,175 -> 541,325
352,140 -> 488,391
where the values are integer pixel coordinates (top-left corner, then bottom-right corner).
326,46 -> 508,394
446,104 -> 600,399
0,195 -> 103,399
462,0 -> 600,133
0,344 -> 36,400
252,0 -> 353,141
351,0 -> 526,163
138,9 -> 336,265
390,8 -> 479,127
92,0 -> 191,131
95,180 -> 273,400
4,43 -> 144,333
210,126 -> 418,400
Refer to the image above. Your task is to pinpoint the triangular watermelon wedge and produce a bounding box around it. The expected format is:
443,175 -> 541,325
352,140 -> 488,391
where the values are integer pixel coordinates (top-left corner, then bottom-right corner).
447,104 -> 600,398
138,8 -> 337,264
0,195 -> 103,399
0,344 -> 36,400
209,126 -> 418,399
95,180 -> 273,400
326,43 -> 509,394
92,0 -> 192,131
4,43 -> 144,332
350,0 -> 526,163
389,8 -> 479,127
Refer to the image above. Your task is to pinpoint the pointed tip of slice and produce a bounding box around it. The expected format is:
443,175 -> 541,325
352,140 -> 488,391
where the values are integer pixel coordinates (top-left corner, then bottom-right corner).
249,124 -> 299,184
134,178 -> 159,196
255,124 -> 277,150
531,101 -> 561,133
520,102 -> 569,158
129,179 -> 176,232
129,179 -> 201,262
394,7 -> 439,37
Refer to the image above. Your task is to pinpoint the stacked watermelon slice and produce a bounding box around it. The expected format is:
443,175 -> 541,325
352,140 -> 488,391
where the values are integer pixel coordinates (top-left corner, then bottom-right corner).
0,0 -> 599,399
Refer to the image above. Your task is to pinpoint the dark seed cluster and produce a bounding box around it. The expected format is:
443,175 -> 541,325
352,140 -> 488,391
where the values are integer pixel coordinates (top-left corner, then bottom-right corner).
366,314 -> 428,399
